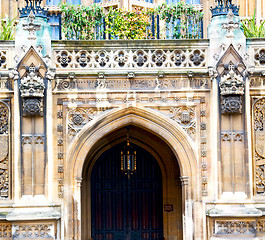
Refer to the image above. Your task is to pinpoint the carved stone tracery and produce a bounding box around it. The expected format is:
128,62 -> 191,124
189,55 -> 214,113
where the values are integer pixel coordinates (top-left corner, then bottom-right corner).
170,106 -> 196,139
254,98 -> 265,194
0,102 -> 9,198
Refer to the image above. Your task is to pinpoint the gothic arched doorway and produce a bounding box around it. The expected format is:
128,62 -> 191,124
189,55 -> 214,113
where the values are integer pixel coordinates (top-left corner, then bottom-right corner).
91,143 -> 163,240
81,126 -> 183,240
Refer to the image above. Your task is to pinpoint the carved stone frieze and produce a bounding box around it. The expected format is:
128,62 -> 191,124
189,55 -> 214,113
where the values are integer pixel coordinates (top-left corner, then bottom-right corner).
170,106 -> 196,139
13,224 -> 53,239
54,48 -> 207,70
214,220 -> 255,235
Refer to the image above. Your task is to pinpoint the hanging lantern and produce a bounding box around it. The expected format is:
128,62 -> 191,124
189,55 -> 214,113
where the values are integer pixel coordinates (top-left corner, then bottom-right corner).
121,132 -> 136,175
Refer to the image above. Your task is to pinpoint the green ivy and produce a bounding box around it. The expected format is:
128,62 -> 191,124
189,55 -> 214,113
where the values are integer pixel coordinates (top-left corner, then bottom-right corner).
60,3 -> 203,40
61,3 -> 104,40
0,16 -> 16,40
157,2 -> 204,39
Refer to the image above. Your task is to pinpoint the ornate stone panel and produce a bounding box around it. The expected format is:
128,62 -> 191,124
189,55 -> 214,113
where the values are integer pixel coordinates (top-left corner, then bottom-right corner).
54,48 -> 207,70
0,101 -> 9,198
254,48 -> 265,66
0,222 -> 56,239
170,106 -> 196,139
254,98 -> 265,194
212,219 -> 265,236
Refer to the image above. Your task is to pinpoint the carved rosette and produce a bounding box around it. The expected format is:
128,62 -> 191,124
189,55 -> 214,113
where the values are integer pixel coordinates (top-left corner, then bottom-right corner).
219,69 -> 244,114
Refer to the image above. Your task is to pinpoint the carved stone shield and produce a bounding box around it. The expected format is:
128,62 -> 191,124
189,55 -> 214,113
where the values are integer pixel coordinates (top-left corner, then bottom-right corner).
256,131 -> 265,158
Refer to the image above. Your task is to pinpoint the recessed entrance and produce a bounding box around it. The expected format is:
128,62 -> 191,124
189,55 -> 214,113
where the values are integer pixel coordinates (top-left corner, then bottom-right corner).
81,126 -> 183,240
91,143 -> 163,240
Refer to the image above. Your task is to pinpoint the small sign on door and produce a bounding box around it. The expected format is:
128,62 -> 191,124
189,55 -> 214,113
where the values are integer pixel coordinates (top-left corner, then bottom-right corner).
164,204 -> 173,212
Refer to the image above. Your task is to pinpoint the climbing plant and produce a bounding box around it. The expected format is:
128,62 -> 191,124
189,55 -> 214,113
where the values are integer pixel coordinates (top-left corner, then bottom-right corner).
60,3 -> 203,40
157,2 -> 204,39
0,16 -> 16,40
60,3 -> 104,40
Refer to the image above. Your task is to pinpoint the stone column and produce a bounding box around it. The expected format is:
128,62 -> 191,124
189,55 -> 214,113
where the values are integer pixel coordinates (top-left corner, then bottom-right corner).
180,176 -> 193,240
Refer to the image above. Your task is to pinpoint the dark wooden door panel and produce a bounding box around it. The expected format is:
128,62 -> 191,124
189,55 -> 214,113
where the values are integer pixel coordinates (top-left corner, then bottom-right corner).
91,144 -> 163,240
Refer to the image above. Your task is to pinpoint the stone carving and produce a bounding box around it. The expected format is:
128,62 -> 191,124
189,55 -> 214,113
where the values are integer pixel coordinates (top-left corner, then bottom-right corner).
221,9 -> 240,39
45,68 -> 56,80
20,71 -> 45,98
114,50 -> 128,67
54,48 -> 207,70
170,106 -> 196,139
189,49 -> 205,66
22,98 -> 43,116
0,223 -> 12,238
219,67 -> 244,114
57,51 -> 72,68
0,104 -> 8,135
152,50 -> 166,67
221,95 -> 242,114
0,102 -> 9,199
214,220 -> 256,235
55,77 -> 210,91
254,98 -> 265,194
68,108 -> 94,136
22,11 -> 41,41
56,73 -> 76,90
95,51 -> 110,67
221,131 -> 244,141
254,48 -> 265,66
254,98 -> 265,157
219,69 -> 244,96
171,50 -> 186,67
13,224 -> 53,239
0,51 -> 7,69
76,51 -> 91,68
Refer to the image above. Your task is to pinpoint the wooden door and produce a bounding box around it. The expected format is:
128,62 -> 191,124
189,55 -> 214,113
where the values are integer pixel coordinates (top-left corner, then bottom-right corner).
91,144 -> 163,240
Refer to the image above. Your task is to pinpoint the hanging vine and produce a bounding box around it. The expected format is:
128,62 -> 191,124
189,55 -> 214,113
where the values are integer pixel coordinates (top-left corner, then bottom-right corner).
60,3 -> 104,40
60,2 -> 203,40
157,2 -> 204,39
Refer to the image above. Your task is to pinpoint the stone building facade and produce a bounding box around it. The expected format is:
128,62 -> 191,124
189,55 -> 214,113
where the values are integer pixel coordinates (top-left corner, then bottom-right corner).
1,0 -> 265,240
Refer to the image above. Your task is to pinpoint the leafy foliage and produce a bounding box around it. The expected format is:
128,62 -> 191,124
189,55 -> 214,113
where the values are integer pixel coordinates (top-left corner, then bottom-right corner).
61,3 -> 104,40
105,7 -> 153,40
60,3 -> 203,40
241,10 -> 265,38
0,16 -> 16,40
157,2 -> 203,39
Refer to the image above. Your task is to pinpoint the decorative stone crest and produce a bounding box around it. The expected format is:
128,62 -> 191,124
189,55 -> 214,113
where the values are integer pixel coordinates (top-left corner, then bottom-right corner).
219,69 -> 244,114
170,106 -> 196,139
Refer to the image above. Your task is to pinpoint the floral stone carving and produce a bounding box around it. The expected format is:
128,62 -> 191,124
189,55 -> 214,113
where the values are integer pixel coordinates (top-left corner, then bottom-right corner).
219,69 -> 244,114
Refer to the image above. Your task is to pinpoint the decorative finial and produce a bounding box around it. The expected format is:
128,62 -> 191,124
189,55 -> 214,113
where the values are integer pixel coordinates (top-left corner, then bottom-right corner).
17,0 -> 48,18
22,10 -> 41,41
222,9 -> 240,39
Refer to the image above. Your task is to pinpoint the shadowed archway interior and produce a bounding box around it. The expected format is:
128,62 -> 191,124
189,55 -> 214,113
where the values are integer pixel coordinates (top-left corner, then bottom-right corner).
81,126 -> 182,240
